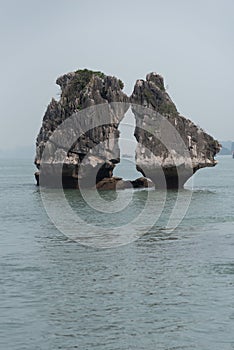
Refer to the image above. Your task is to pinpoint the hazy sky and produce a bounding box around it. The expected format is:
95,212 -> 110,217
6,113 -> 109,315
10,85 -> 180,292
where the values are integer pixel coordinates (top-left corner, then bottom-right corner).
0,0 -> 233,150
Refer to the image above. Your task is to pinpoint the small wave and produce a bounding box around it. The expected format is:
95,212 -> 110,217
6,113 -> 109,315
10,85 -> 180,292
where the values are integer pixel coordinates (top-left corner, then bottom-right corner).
212,263 -> 234,275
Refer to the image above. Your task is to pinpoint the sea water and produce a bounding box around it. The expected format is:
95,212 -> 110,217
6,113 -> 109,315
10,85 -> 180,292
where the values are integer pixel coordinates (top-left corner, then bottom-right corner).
0,156 -> 234,349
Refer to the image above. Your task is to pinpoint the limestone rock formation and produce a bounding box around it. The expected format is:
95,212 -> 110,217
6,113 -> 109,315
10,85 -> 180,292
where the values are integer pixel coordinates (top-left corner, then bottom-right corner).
95,176 -> 154,190
35,69 -> 220,189
131,73 -> 221,188
35,69 -> 129,188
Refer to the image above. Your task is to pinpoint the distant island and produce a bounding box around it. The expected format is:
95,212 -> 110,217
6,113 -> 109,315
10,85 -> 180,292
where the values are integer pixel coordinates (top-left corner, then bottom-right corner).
218,141 -> 234,155
34,69 -> 220,189
122,154 -> 134,159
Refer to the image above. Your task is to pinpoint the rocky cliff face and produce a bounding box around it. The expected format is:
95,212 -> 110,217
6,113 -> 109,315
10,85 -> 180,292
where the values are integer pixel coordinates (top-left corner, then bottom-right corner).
35,69 -> 220,189
131,73 -> 221,188
35,69 -> 129,188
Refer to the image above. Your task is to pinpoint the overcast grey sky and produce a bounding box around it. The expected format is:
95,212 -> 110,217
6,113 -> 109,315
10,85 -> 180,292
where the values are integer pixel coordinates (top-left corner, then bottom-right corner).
0,0 -> 233,150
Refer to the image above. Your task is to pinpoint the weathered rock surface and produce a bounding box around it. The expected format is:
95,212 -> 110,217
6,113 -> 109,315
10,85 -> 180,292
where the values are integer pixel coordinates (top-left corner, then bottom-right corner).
35,69 -> 220,189
131,73 -> 221,188
35,69 -> 129,188
95,176 -> 154,190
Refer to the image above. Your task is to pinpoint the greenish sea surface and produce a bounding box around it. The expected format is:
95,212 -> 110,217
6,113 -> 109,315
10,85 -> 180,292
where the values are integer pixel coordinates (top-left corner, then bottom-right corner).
0,156 -> 234,350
